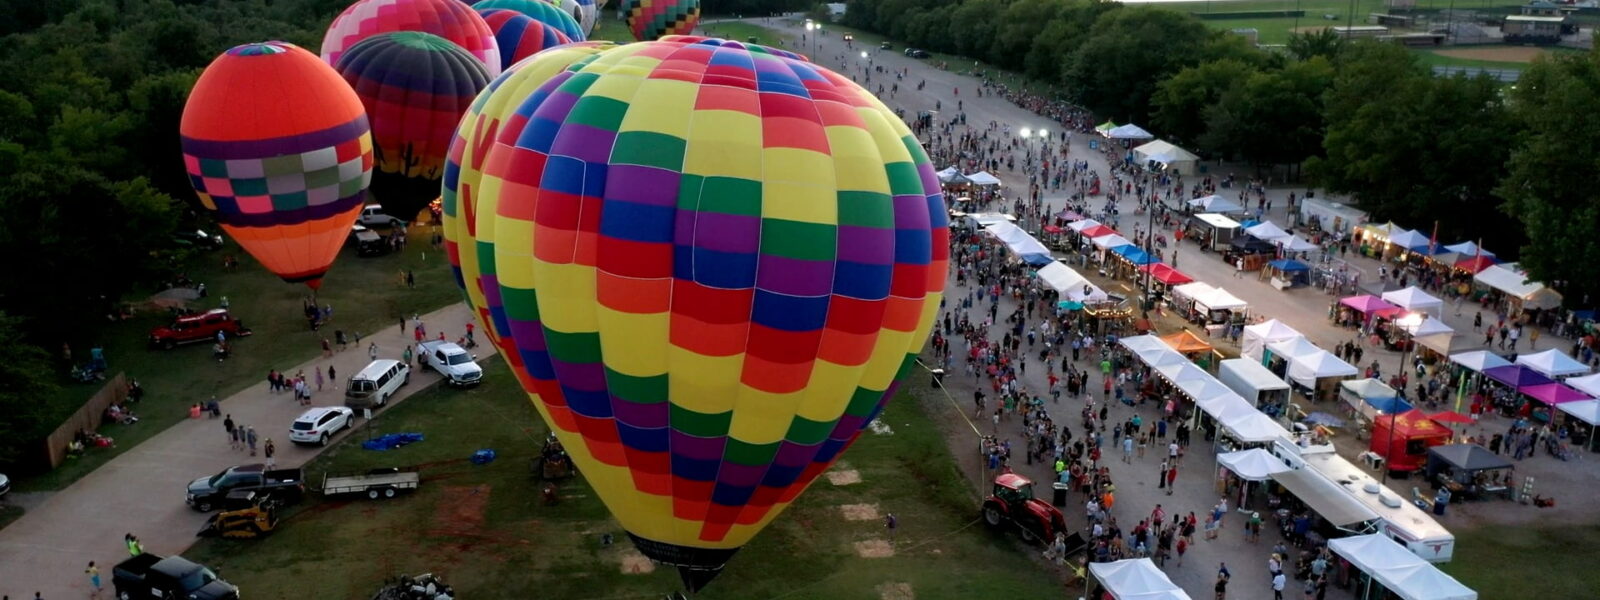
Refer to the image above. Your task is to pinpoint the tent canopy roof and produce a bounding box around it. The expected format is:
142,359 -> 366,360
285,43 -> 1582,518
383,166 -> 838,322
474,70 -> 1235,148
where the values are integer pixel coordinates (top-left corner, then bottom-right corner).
1092,233 -> 1133,249
1564,372 -> 1600,397
1340,294 -> 1402,315
1275,235 -> 1319,253
1138,263 -> 1194,285
1330,535 -> 1478,600
1449,350 -> 1511,373
1194,287 -> 1248,311
1106,123 -> 1155,139
1268,258 -> 1311,271
1520,383 -> 1591,406
1067,218 -> 1101,232
1376,409 -> 1453,437
1558,399 -> 1600,426
1217,449 -> 1291,481
1483,365 -> 1554,389
1160,330 -> 1213,354
1194,212 -> 1242,229
1475,263 -> 1562,308
967,171 -> 1002,186
1089,559 -> 1192,600
1133,139 -> 1199,163
1342,378 -> 1397,400
1382,286 -> 1443,310
1220,358 -> 1290,392
1514,349 -> 1590,377
1244,221 -> 1290,240
1428,444 -> 1511,472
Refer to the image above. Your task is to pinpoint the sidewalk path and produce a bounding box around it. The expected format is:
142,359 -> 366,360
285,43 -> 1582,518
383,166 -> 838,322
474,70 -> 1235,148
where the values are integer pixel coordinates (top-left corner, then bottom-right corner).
0,302 -> 492,599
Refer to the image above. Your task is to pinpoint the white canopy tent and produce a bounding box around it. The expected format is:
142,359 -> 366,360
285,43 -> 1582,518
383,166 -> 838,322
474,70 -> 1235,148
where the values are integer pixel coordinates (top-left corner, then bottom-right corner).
1132,139 -> 1199,175
1474,263 -> 1562,310
1106,123 -> 1155,140
1565,372 -> 1600,397
1284,351 -> 1358,388
1449,350 -> 1511,373
1387,229 -> 1432,249
1092,233 -> 1134,249
1329,535 -> 1478,600
1171,281 -> 1215,302
1382,286 -> 1444,316
1088,559 -> 1193,600
1244,221 -> 1290,241
1267,336 -> 1324,361
1340,378 -> 1399,421
1066,218 -> 1101,232
1241,319 -> 1302,361
966,171 -> 1002,186
1193,287 -> 1248,312
1119,335 -> 1171,355
1222,410 -> 1292,442
1187,194 -> 1245,214
984,222 -> 1052,258
1514,349 -> 1590,378
1443,241 -> 1493,258
1274,235 -> 1319,254
1558,399 -> 1600,426
935,166 -> 970,184
1399,316 -> 1455,354
965,212 -> 1015,227
1036,261 -> 1108,302
1216,449 -> 1290,481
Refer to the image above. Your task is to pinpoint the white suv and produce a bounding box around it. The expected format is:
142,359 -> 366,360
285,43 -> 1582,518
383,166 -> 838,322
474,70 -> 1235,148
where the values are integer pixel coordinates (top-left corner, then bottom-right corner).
289,406 -> 354,446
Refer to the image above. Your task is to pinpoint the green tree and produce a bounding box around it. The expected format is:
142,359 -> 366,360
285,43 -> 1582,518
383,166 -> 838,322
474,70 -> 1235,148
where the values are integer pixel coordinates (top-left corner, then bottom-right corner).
0,312 -> 57,468
1286,28 -> 1347,62
1497,49 -> 1600,304
1200,57 -> 1332,168
1063,8 -> 1212,123
1151,59 -> 1260,149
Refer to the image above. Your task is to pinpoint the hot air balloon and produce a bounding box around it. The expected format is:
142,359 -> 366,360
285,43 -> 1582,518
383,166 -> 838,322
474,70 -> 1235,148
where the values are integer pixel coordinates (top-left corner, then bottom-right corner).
621,0 -> 700,41
470,0 -> 585,41
549,0 -> 597,37
477,8 -> 574,72
446,37 -> 947,591
180,42 -> 372,290
334,31 -> 492,222
442,40 -> 616,382
322,0 -> 502,78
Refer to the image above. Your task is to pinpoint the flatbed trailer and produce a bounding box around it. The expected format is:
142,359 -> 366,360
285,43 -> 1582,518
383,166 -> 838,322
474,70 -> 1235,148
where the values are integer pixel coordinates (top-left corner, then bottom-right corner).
322,467 -> 420,500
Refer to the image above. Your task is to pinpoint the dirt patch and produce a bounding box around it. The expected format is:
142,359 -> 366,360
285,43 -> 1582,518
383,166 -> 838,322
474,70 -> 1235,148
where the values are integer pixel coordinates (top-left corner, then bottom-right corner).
853,539 -> 895,558
617,549 -> 657,574
876,582 -> 915,600
826,469 -> 862,486
838,503 -> 880,521
430,484 -> 490,537
1433,46 -> 1547,63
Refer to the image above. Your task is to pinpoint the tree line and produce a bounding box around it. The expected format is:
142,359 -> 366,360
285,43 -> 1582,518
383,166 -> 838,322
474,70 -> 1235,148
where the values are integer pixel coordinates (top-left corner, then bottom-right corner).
843,0 -> 1600,307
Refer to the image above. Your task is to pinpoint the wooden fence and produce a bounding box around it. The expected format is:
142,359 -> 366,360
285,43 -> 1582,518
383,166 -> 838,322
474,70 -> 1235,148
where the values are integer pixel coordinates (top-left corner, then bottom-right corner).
41,372 -> 127,469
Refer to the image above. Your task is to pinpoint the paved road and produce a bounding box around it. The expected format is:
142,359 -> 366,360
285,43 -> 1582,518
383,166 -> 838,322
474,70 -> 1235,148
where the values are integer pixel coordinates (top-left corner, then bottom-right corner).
0,302 -> 491,599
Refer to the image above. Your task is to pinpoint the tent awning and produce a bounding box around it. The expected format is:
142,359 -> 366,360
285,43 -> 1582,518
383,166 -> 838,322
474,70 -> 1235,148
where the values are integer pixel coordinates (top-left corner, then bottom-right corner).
1160,330 -> 1213,354
1223,410 -> 1291,442
1092,233 -> 1134,249
1520,383 -> 1591,406
1217,449 -> 1290,481
1475,262 -> 1562,308
1067,218 -> 1101,232
1244,221 -> 1290,240
1382,286 -> 1443,312
1483,365 -> 1554,389
1267,258 -> 1310,272
1558,399 -> 1600,426
1194,287 -> 1248,311
1271,469 -> 1380,527
1275,235 -> 1319,253
1088,559 -> 1192,600
967,171 -> 1001,186
1513,349 -> 1590,377
1449,350 -> 1510,373
1340,294 -> 1402,316
1329,535 -> 1478,600
1427,444 -> 1511,472
1193,212 -> 1241,229
1565,372 -> 1600,397
1106,123 -> 1155,140
1137,263 -> 1194,285
1187,195 -> 1244,213
1133,139 -> 1199,164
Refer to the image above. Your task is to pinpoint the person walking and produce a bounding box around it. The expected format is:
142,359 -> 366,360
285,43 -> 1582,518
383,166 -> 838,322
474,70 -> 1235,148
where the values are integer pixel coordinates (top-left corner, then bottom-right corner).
223,414 -> 235,448
1165,465 -> 1177,495
1271,571 -> 1286,600
246,426 -> 258,456
1215,573 -> 1228,600
884,512 -> 897,546
86,561 -> 102,598
368,342 -> 378,361
124,533 -> 142,556
264,439 -> 276,469
1121,434 -> 1134,463
315,367 -> 324,392
329,365 -> 338,390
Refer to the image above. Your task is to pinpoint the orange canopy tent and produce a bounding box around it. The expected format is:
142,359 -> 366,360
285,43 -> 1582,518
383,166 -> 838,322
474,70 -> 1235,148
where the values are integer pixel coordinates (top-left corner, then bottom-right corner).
1159,330 -> 1213,355
1369,409 -> 1453,472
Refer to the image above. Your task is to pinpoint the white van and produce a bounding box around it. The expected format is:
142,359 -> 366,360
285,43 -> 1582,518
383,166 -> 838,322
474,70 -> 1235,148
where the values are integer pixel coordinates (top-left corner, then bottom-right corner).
344,359 -> 410,409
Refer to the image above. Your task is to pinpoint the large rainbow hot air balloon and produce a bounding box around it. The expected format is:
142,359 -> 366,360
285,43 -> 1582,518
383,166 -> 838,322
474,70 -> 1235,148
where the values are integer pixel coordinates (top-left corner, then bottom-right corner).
445,37 -> 947,591
322,0 -> 502,78
470,0 -> 585,41
181,42 -> 372,290
335,31 -> 492,221
620,0 -> 700,41
476,8 -> 573,72
443,40 -> 617,383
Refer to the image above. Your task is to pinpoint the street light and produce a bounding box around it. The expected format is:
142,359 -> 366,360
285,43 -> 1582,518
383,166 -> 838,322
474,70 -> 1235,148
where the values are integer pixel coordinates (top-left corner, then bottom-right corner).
1019,127 -> 1032,140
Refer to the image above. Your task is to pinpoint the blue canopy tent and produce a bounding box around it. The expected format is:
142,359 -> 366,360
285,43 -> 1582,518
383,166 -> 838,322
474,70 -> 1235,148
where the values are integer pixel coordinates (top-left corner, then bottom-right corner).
1367,396 -> 1413,415
1266,258 -> 1311,288
1020,253 -> 1055,266
1111,244 -> 1157,265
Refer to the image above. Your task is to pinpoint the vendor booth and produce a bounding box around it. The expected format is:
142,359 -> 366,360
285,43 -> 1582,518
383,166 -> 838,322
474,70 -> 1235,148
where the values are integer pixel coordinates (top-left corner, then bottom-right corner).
1226,235 -> 1279,271
1340,378 -> 1404,422
1217,448 -> 1291,514
1370,409 -> 1453,474
1263,258 -> 1310,290
1336,295 -> 1402,329
1557,399 -> 1600,451
1219,358 -> 1291,417
1136,263 -> 1193,286
1105,123 -> 1154,140
1037,261 -> 1108,302
1397,316 -> 1455,356
1244,220 -> 1290,241
1449,350 -> 1510,373
1087,558 -> 1192,600
1382,286 -> 1444,318
1132,139 -> 1199,175
1192,287 -> 1248,331
1425,444 -> 1514,502
1296,196 -> 1367,235
1187,194 -> 1245,214
1159,330 -> 1213,358
1473,262 -> 1563,311
1328,534 -> 1477,600
1241,319 -> 1301,361
1188,212 -> 1241,251
1273,234 -> 1319,255
1514,349 -> 1590,378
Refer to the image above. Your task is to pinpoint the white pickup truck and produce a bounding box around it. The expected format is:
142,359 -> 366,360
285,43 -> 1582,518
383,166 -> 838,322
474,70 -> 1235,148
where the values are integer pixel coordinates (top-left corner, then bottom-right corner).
415,340 -> 482,387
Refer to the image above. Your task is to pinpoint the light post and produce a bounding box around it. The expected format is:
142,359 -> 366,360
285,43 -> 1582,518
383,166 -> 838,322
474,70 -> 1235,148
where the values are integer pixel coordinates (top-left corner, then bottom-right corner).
804,22 -> 820,59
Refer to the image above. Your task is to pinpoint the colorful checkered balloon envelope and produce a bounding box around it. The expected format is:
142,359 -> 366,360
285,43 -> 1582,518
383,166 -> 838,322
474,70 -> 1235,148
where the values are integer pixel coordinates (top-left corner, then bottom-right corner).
322,0 -> 502,78
443,36 -> 947,591
181,41 -> 372,289
549,0 -> 597,38
477,8 -> 574,72
443,40 -> 618,386
470,0 -> 585,41
620,0 -> 700,41
335,31 -> 491,220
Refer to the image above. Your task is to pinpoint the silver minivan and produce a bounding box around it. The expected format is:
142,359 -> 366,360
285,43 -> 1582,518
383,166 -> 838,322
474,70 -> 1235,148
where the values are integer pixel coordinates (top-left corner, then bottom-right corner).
344,359 -> 410,409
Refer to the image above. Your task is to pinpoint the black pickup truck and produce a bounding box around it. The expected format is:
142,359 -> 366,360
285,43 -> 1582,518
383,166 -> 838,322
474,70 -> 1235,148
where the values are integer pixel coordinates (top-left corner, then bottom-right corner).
113,553 -> 238,600
186,464 -> 305,512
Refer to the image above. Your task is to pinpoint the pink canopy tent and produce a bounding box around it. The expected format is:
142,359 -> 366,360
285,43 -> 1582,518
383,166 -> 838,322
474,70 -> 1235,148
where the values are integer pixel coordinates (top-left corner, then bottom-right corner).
1455,255 -> 1497,274
1340,294 -> 1402,317
1521,383 -> 1592,406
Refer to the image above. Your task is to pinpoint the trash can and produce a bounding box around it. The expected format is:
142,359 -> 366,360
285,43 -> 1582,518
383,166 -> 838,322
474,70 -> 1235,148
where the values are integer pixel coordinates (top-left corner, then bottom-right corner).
930,368 -> 945,387
1052,482 -> 1070,507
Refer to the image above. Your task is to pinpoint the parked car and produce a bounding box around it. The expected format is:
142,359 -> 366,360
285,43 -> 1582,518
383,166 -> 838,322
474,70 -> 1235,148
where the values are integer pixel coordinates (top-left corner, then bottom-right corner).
186,464 -> 305,512
149,308 -> 250,349
880,41 -> 892,50
981,473 -> 1068,544
171,228 -> 225,250
357,204 -> 406,229
350,224 -> 390,257
344,359 -> 411,410
416,340 -> 483,387
114,554 -> 238,600
0,472 -> 10,498
904,48 -> 930,58
289,406 -> 354,446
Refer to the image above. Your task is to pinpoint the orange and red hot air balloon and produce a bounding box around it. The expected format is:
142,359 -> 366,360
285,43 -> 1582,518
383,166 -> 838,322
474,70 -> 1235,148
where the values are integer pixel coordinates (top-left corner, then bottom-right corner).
181,41 -> 373,289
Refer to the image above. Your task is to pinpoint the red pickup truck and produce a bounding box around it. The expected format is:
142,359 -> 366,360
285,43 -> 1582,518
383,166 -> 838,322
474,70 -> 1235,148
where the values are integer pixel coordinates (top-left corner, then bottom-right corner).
149,309 -> 250,349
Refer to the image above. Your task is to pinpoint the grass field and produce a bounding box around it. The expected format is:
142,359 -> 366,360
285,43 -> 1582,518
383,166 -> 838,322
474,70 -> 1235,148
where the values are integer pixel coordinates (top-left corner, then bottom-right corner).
21,224 -> 460,492
1445,522 -> 1600,598
185,362 -> 1064,600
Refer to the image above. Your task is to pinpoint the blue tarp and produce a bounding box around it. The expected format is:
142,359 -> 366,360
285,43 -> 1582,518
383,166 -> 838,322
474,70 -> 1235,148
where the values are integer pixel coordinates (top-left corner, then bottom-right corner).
1410,243 -> 1449,255
362,432 -> 424,451
1111,245 -> 1156,265
1268,259 -> 1310,272
1021,253 -> 1055,266
1365,396 -> 1413,415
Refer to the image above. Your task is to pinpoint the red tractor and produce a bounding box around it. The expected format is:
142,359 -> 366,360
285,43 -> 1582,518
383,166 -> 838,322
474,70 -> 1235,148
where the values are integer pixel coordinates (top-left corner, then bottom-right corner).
982,473 -> 1068,544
